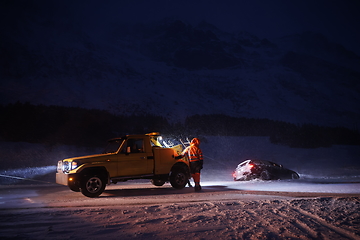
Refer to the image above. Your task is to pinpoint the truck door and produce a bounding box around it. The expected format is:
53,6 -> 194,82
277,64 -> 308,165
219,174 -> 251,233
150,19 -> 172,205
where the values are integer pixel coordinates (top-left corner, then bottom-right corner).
117,138 -> 153,176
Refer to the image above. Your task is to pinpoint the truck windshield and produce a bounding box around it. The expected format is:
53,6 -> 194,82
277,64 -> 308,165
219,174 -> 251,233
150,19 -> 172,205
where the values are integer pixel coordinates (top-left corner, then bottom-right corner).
103,139 -> 124,154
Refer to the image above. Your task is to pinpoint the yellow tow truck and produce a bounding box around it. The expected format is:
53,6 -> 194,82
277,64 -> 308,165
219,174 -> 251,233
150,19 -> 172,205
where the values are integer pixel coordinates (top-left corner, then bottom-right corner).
56,132 -> 189,197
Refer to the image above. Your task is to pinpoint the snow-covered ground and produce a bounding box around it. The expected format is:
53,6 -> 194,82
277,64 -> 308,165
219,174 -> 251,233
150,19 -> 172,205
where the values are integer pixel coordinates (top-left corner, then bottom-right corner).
0,136 -> 359,239
0,182 -> 359,240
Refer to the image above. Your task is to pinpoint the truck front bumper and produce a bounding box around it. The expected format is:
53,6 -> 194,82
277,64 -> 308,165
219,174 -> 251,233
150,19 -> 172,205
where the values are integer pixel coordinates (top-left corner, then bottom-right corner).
56,171 -> 79,188
56,171 -> 69,186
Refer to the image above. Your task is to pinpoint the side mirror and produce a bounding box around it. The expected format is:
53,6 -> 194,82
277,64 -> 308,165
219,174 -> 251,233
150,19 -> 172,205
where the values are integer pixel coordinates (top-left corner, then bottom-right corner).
126,146 -> 131,154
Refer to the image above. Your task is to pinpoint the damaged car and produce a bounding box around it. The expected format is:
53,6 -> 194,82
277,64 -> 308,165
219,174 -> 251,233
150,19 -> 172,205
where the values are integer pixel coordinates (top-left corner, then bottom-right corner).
233,159 -> 300,181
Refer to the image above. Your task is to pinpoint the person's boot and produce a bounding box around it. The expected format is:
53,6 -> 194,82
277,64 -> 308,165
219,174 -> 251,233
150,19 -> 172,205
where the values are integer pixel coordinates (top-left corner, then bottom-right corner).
193,173 -> 201,192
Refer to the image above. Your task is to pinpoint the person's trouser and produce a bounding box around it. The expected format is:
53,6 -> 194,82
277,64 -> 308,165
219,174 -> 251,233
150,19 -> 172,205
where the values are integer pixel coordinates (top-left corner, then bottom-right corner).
192,173 -> 200,186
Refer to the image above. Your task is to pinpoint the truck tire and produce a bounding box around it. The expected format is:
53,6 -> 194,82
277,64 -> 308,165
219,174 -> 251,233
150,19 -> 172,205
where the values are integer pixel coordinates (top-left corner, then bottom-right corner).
170,167 -> 188,189
260,170 -> 271,180
151,179 -> 166,186
80,175 -> 106,198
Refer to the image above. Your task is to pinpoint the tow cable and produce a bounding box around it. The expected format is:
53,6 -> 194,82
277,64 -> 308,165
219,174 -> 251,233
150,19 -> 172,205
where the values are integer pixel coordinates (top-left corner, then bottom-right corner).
0,174 -> 56,184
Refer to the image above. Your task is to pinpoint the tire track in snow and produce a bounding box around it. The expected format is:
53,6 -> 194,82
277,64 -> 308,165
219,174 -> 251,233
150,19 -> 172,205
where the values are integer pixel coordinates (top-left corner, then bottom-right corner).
245,203 -> 316,239
284,202 -> 359,240
240,200 -> 358,240
274,204 -> 323,239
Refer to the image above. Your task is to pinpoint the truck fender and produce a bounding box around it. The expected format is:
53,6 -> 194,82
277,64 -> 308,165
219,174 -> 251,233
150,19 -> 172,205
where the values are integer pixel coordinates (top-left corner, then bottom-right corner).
170,162 -> 190,176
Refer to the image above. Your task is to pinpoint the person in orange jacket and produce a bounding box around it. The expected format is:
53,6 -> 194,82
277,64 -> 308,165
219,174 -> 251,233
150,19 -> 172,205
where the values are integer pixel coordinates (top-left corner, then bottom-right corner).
177,138 -> 203,192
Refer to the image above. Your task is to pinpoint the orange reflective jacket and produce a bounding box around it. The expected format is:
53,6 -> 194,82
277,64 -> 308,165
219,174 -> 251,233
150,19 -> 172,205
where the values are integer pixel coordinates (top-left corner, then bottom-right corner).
182,138 -> 203,162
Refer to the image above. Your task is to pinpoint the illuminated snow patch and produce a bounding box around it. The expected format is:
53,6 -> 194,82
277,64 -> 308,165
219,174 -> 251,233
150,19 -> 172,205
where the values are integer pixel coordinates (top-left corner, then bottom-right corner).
201,180 -> 360,194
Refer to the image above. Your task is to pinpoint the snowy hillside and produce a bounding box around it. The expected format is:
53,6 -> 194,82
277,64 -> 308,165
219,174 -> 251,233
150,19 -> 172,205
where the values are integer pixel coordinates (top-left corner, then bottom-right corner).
1,6 -> 359,128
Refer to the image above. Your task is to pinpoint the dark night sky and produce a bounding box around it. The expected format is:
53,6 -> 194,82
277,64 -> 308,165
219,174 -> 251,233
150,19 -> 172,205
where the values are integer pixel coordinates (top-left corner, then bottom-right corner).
1,0 -> 359,54
0,0 -> 359,128
74,0 -> 360,55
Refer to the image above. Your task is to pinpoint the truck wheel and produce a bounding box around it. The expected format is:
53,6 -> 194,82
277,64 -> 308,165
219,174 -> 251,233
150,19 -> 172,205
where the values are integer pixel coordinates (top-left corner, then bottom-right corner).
260,170 -> 271,180
80,175 -> 106,198
170,167 -> 187,189
151,179 -> 166,186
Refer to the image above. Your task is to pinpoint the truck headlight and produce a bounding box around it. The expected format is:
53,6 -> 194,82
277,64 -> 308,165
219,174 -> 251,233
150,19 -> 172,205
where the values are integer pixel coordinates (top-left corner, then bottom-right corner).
62,160 -> 80,172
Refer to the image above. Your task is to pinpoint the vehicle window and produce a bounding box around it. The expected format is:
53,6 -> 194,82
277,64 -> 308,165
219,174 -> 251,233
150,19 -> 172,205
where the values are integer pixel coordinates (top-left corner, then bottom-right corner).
103,140 -> 123,154
269,161 -> 281,167
121,138 -> 145,153
252,160 -> 262,165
